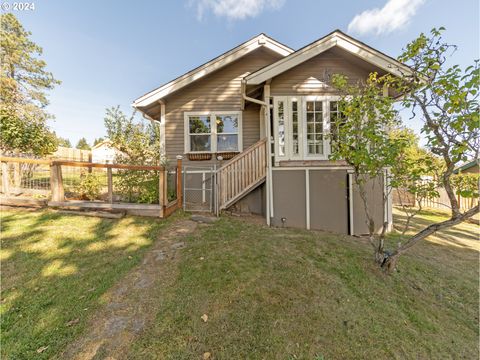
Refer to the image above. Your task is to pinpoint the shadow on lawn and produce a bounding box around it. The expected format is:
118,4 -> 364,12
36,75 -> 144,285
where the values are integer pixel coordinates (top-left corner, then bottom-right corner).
392,210 -> 479,250
0,208 -> 168,360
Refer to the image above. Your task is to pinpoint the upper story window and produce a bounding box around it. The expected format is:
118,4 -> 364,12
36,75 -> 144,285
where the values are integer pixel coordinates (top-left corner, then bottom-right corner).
185,112 -> 242,154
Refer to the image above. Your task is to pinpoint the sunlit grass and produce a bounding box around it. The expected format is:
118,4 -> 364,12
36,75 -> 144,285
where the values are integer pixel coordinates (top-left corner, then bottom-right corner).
128,210 -> 479,359
0,208 -> 173,360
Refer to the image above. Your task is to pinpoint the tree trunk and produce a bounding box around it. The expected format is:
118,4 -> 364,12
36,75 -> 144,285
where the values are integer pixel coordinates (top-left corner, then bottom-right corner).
383,204 -> 479,273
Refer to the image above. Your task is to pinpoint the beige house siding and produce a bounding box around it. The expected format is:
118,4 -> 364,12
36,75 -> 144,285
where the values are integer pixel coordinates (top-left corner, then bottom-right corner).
149,47 -> 283,164
270,49 -> 371,96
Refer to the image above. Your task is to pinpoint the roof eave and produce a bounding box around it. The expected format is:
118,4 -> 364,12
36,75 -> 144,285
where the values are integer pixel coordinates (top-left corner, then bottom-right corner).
133,34 -> 294,108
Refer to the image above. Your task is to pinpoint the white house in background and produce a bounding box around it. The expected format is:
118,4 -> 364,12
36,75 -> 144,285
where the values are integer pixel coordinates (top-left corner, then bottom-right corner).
91,140 -> 123,164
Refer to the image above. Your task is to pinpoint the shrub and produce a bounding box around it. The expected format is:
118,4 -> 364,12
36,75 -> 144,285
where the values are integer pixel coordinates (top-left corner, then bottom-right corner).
77,173 -> 103,200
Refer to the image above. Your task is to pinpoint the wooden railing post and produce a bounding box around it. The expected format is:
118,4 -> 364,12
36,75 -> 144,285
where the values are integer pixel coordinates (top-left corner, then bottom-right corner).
107,167 -> 113,203
50,163 -> 64,202
1,161 -> 10,195
159,169 -> 165,207
176,155 -> 183,209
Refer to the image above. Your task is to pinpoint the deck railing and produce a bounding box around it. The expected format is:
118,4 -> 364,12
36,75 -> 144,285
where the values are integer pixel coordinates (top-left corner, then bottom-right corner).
217,138 -> 267,210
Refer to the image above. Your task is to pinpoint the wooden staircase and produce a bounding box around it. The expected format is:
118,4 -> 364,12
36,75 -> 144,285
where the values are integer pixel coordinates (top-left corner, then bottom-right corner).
217,138 -> 267,211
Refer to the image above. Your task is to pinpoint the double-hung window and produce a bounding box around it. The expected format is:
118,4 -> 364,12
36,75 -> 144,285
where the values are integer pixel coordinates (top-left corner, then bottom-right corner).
185,111 -> 242,153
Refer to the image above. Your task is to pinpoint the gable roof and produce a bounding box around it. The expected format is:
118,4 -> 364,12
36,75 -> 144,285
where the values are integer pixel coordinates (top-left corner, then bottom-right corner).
453,158 -> 480,174
132,34 -> 294,109
245,30 -> 414,85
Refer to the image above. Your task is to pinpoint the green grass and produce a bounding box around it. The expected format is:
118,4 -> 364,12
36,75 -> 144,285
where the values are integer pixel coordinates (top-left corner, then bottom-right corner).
1,207 -> 478,359
127,210 -> 479,359
0,208 -> 176,359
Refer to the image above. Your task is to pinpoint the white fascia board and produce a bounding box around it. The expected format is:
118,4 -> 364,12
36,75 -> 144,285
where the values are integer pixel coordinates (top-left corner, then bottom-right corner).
132,35 -> 293,108
245,35 -> 338,85
245,32 -> 414,85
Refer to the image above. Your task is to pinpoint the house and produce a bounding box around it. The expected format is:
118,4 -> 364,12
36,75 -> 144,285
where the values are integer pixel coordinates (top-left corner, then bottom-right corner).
91,140 -> 124,164
133,30 -> 414,235
454,158 -> 479,174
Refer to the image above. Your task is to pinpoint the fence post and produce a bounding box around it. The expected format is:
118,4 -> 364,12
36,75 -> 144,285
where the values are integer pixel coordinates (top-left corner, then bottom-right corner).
159,168 -> 165,207
176,155 -> 183,209
13,162 -> 21,189
1,162 -> 10,195
107,167 -> 113,203
50,163 -> 64,202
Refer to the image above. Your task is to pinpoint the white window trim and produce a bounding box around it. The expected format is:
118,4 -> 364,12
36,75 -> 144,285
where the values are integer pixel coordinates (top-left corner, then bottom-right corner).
273,95 -> 340,162
184,111 -> 243,154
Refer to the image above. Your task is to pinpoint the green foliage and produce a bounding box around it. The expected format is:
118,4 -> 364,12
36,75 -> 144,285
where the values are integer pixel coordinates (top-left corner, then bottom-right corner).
104,106 -> 162,204
0,13 -> 60,155
0,109 -> 57,156
93,137 -> 104,146
75,137 -> 91,150
76,172 -> 102,200
114,170 -> 159,204
396,27 -> 479,174
389,128 -> 442,202
330,73 -> 406,184
56,136 -> 72,148
104,106 -> 161,164
451,173 -> 479,198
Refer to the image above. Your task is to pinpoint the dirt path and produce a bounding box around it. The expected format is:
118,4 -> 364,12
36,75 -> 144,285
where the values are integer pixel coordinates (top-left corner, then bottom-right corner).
62,219 -> 198,360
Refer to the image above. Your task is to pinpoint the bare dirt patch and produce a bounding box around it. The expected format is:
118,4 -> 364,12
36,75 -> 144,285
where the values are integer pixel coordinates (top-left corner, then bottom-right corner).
62,219 -> 197,360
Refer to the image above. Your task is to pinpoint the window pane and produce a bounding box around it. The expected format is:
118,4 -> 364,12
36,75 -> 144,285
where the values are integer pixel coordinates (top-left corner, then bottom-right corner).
306,101 -> 314,111
216,114 -> 238,133
189,116 -> 210,134
217,134 -> 238,151
278,101 -> 285,156
306,112 -> 314,123
292,100 -> 298,155
315,101 -> 323,112
190,134 -> 211,151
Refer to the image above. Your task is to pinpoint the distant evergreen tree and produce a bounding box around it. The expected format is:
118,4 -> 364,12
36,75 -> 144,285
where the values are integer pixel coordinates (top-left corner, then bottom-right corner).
76,137 -> 90,150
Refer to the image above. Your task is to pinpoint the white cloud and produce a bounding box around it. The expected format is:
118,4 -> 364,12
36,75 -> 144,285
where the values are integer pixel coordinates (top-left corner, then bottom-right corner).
348,0 -> 425,36
190,0 -> 285,21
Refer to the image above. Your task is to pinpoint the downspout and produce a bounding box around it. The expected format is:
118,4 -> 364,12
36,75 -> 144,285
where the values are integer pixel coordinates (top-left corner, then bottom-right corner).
242,83 -> 273,226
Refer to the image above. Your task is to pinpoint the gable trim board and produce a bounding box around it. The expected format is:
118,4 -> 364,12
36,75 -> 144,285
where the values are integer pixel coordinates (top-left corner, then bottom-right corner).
133,34 -> 294,109
245,30 -> 414,85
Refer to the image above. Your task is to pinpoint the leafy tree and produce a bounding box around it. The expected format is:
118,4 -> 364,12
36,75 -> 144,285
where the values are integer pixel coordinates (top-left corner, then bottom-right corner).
93,137 -> 104,146
104,106 -> 162,203
75,137 -> 91,150
389,128 -> 442,234
56,136 -> 72,148
0,13 -> 60,156
330,72 -> 408,264
382,28 -> 479,271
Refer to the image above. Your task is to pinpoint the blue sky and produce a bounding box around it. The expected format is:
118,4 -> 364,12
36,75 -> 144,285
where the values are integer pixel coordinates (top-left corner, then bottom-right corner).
11,0 -> 480,145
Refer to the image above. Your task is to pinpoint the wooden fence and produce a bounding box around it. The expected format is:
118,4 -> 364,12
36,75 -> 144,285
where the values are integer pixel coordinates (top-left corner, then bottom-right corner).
393,187 -> 478,211
0,156 -> 183,218
52,146 -> 92,161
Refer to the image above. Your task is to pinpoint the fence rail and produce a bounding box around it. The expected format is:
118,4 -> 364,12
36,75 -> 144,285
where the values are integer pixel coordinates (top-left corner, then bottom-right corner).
393,187 -> 478,211
0,156 -> 183,218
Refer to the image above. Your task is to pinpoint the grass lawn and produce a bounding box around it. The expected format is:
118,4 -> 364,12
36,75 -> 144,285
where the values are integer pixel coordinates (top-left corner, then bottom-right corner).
1,207 -> 478,359
0,208 -> 175,359
127,209 -> 479,359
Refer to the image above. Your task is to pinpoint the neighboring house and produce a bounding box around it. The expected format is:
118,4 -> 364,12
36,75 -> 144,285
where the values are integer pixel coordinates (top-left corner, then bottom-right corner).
92,140 -> 123,164
454,158 -> 479,174
133,30 -> 414,235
